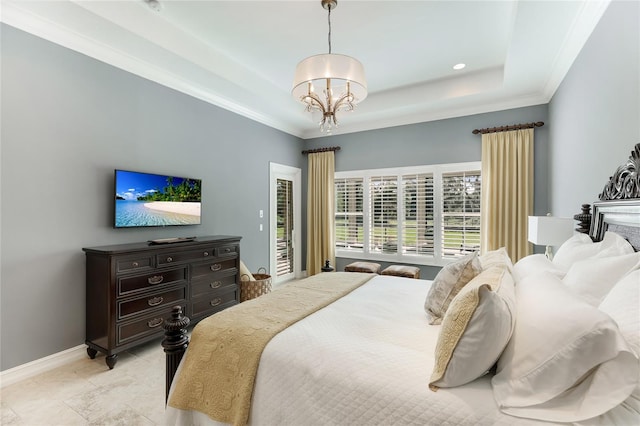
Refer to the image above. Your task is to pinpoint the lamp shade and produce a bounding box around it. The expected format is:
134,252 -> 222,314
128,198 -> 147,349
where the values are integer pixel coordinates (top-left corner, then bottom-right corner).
528,216 -> 575,246
292,53 -> 367,103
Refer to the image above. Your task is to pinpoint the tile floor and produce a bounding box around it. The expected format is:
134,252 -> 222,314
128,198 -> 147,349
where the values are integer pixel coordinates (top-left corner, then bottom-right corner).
1,337 -> 168,425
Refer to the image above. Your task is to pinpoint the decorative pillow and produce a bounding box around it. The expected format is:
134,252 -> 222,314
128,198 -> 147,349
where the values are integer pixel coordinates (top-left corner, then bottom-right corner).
479,247 -> 513,272
492,272 -> 638,422
429,265 -> 515,389
553,231 -> 634,270
562,252 -> 640,306
513,254 -> 567,283
424,252 -> 482,325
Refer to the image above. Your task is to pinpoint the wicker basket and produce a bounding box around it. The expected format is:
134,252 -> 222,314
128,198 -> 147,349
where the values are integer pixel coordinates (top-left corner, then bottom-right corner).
240,267 -> 272,302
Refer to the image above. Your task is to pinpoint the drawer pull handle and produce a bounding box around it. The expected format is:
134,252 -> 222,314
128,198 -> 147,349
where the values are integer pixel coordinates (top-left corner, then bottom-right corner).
148,296 -> 164,306
148,275 -> 164,285
210,298 -> 222,307
203,251 -> 210,257
210,281 -> 222,289
132,261 -> 139,267
210,264 -> 222,272
224,248 -> 231,253
166,256 -> 173,263
147,318 -> 164,328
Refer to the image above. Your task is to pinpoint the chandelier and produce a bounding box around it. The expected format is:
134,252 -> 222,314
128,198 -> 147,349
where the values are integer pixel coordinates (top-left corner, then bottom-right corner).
292,0 -> 367,133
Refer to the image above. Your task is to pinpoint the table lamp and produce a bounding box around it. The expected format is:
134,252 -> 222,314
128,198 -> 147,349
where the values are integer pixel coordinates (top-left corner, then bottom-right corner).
528,215 -> 575,259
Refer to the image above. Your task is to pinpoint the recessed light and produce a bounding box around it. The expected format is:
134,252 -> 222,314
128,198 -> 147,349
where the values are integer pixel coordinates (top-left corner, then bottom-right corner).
453,63 -> 466,70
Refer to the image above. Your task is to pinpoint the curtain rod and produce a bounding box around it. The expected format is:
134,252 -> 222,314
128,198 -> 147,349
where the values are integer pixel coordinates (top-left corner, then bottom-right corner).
472,121 -> 544,135
301,146 -> 341,155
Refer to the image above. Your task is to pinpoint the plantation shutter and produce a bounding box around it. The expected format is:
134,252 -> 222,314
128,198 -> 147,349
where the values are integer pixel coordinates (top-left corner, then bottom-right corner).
276,178 -> 294,276
402,173 -> 434,255
370,175 -> 398,253
441,171 -> 482,257
335,177 -> 364,252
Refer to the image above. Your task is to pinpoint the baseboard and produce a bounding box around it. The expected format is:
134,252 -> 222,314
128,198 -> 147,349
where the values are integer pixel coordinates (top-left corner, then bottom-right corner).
0,344 -> 86,388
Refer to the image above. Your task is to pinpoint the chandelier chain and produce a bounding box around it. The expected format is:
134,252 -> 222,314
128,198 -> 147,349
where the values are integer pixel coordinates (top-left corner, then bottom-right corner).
327,4 -> 332,54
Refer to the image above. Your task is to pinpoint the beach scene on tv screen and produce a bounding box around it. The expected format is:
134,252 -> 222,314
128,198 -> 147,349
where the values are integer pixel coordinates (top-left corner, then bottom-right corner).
115,171 -> 201,227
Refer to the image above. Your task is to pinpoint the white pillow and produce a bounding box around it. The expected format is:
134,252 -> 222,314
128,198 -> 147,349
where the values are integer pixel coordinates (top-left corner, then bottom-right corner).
429,265 -> 515,389
562,252 -> 640,306
600,269 -> 640,356
553,232 -> 634,270
513,254 -> 567,283
551,233 -> 593,269
599,270 -> 640,418
479,247 -> 513,272
492,272 -> 639,422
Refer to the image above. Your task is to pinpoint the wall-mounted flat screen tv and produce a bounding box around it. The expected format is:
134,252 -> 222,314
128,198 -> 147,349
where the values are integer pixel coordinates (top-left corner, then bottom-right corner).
114,169 -> 202,228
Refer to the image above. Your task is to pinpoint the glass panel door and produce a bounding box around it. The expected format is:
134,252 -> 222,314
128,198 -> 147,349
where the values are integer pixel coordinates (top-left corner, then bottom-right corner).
269,163 -> 301,284
276,178 -> 294,277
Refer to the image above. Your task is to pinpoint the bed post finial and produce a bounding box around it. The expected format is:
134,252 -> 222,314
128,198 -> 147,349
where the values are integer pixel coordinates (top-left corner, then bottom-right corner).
573,204 -> 592,236
162,306 -> 190,403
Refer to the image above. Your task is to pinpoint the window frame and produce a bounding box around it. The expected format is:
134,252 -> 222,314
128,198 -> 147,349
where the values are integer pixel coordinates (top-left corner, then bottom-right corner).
335,161 -> 481,267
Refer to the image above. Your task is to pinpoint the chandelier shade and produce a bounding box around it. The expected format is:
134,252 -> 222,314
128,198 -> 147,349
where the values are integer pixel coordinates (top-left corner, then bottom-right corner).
292,54 -> 367,104
292,0 -> 367,133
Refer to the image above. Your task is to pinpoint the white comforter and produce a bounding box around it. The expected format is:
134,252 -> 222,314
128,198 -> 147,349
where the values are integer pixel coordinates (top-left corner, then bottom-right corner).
166,275 -> 634,426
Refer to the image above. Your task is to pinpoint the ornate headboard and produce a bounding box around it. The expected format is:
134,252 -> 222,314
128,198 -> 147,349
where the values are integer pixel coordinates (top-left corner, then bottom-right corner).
581,143 -> 640,250
591,201 -> 640,250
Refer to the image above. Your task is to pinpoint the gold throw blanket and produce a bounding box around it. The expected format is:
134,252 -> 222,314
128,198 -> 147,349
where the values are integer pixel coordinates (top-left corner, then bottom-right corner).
168,271 -> 375,425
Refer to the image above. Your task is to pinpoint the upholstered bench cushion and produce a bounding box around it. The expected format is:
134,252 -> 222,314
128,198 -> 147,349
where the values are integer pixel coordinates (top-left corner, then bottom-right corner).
344,261 -> 381,274
381,265 -> 420,279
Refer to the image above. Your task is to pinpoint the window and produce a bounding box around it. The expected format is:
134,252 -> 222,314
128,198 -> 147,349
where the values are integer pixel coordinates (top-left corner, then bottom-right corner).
442,171 -> 481,256
335,177 -> 363,251
370,175 -> 397,254
402,173 -> 434,256
335,162 -> 481,266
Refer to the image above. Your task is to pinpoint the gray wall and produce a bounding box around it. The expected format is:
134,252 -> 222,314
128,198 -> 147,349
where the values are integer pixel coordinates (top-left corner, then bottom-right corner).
303,104 -> 550,279
549,0 -> 640,217
0,24 -> 304,370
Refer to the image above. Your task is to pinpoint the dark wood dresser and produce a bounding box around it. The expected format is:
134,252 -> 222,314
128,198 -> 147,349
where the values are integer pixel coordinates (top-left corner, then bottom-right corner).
83,235 -> 241,369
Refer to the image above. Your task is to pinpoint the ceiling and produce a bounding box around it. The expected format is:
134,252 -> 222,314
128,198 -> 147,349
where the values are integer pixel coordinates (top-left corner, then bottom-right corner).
1,0 -> 610,139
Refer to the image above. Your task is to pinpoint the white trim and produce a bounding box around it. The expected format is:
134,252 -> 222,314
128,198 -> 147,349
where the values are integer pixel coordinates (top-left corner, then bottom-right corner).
542,0 -> 611,100
0,344 -> 86,388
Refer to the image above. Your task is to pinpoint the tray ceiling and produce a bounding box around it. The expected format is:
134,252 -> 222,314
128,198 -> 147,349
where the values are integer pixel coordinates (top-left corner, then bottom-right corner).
1,0 -> 610,139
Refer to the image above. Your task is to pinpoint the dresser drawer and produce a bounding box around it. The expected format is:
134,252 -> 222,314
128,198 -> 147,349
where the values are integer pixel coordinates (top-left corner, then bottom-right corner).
116,256 -> 153,273
156,248 -> 216,266
191,258 -> 237,279
116,304 -> 186,346
191,271 -> 237,299
117,286 -> 187,320
191,289 -> 238,320
216,244 -> 238,257
118,267 -> 187,296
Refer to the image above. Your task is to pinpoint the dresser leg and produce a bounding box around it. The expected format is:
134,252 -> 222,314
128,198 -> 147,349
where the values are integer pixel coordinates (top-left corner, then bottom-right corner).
86,347 -> 97,359
105,354 -> 118,369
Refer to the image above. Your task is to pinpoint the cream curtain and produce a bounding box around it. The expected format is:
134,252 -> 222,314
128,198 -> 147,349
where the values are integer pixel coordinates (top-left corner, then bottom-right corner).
306,151 -> 336,276
480,128 -> 533,262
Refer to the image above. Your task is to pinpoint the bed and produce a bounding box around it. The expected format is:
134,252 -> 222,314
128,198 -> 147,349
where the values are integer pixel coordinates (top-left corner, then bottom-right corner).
163,143 -> 640,426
